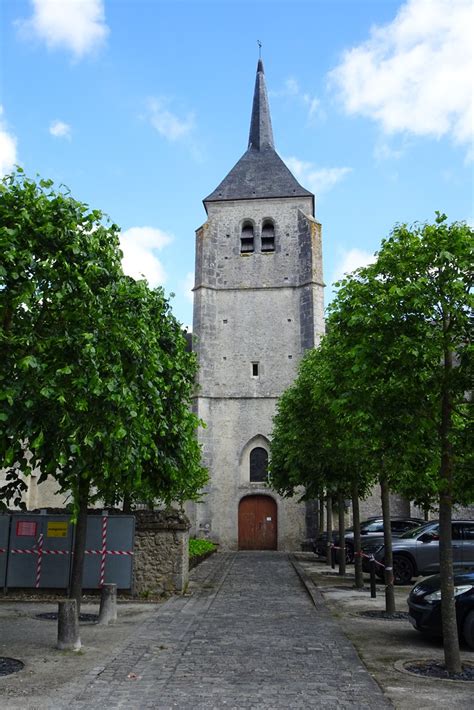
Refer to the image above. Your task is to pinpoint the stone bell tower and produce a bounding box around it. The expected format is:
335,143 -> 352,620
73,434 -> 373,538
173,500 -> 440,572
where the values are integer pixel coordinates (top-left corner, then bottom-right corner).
190,59 -> 324,550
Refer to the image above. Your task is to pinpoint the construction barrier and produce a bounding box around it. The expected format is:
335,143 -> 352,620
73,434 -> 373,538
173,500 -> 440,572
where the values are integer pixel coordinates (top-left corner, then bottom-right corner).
0,513 -> 135,590
7,514 -> 73,589
82,514 -> 135,590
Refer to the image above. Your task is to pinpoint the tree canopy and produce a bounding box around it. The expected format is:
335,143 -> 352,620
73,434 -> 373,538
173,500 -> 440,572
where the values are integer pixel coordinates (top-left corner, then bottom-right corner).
269,213 -> 473,671
0,170 -> 207,511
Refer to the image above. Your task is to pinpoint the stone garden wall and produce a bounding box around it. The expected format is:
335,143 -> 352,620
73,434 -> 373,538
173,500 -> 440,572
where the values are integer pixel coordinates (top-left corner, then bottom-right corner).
133,509 -> 190,597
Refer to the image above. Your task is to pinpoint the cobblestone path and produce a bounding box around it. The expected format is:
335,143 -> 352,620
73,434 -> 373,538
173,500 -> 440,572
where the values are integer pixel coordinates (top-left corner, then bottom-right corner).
69,552 -> 391,709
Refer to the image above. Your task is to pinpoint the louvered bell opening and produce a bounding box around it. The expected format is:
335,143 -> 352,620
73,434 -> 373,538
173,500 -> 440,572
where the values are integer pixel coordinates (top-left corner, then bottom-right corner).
261,221 -> 275,252
241,223 -> 254,254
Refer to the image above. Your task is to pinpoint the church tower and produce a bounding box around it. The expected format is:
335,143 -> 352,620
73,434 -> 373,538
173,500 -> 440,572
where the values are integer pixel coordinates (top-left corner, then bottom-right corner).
191,60 -> 324,550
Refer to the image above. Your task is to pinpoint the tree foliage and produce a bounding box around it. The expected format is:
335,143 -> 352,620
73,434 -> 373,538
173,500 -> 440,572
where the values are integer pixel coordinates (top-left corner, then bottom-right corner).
269,213 -> 473,670
0,170 -> 207,511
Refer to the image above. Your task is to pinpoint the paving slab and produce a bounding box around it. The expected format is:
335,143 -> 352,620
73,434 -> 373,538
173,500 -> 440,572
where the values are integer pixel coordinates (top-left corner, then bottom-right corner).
65,552 -> 391,709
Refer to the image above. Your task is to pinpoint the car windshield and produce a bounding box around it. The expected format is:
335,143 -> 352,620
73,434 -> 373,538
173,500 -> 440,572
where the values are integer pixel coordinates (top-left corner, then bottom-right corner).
399,521 -> 437,539
361,520 -> 383,533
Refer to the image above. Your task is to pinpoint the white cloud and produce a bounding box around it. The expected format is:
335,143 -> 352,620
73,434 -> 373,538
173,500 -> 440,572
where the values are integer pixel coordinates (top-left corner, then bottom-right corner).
49,120 -> 71,139
329,0 -> 473,155
271,78 -> 321,122
182,272 -> 194,304
147,98 -> 195,142
270,78 -> 299,99
332,248 -> 377,286
373,137 -> 406,162
285,156 -> 352,194
18,0 -> 109,59
119,226 -> 173,287
0,106 -> 18,177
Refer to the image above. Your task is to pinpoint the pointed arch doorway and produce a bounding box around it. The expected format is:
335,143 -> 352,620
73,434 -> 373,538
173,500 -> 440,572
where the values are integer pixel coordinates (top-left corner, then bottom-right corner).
238,495 -> 277,550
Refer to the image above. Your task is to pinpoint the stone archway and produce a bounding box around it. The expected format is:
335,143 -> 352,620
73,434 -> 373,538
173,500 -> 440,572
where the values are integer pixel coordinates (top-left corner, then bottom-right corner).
238,495 -> 277,550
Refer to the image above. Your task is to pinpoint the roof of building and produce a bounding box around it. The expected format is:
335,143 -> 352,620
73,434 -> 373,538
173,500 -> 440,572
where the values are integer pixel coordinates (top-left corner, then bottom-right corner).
204,60 -> 313,204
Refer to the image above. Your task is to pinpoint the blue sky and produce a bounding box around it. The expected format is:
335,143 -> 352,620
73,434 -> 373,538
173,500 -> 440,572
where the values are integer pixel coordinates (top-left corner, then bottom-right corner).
1,0 -> 473,328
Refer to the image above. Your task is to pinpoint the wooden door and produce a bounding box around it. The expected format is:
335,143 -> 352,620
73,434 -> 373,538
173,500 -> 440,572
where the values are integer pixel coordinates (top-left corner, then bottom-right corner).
238,495 -> 277,550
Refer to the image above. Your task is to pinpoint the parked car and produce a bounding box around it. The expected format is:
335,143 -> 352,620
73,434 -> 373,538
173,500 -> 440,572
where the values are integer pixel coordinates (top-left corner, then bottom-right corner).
361,520 -> 474,584
313,516 -> 423,563
407,571 -> 474,648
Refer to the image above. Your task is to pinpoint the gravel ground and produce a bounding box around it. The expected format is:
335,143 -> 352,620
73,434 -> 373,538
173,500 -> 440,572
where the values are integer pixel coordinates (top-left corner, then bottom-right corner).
0,599 -> 161,709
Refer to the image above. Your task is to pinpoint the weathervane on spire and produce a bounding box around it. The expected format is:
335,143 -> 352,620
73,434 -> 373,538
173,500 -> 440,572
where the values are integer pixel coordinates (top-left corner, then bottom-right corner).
257,40 -> 262,59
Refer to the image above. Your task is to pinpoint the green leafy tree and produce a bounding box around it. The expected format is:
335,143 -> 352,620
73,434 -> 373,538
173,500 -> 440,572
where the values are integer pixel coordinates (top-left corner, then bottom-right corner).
0,171 -> 207,607
270,343 -> 374,584
329,214 -> 473,672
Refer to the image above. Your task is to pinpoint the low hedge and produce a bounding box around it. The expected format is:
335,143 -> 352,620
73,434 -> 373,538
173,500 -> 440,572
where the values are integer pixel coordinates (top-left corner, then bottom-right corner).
189,538 -> 217,559
189,538 -> 217,570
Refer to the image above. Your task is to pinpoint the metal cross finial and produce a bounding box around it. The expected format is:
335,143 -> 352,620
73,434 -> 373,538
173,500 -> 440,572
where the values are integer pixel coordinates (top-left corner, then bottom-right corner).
257,40 -> 262,59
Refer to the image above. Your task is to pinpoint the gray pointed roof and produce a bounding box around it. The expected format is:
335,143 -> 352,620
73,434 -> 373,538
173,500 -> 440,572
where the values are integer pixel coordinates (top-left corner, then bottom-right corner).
204,60 -> 312,204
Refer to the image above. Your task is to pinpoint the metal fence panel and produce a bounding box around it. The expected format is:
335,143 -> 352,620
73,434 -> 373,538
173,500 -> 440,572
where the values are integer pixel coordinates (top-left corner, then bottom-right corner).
7,514 -> 73,588
82,515 -> 134,589
0,515 -> 11,588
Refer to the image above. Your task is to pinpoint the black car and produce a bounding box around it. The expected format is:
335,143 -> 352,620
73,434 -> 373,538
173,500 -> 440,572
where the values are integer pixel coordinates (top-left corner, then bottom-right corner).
407,571 -> 474,648
313,516 -> 423,563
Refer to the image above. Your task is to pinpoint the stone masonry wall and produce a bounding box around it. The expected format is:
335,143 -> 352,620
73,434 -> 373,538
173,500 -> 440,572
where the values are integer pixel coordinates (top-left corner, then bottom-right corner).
133,510 -> 190,597
191,196 -> 325,549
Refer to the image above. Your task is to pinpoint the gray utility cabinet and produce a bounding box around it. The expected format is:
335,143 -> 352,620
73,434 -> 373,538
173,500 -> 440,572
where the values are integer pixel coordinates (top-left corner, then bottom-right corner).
83,515 -> 135,589
7,514 -> 73,588
0,514 -> 11,588
0,513 -> 135,590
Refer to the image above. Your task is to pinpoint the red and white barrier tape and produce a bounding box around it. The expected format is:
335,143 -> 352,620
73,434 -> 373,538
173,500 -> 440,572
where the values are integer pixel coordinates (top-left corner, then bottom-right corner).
85,550 -> 134,555
35,533 -> 43,588
329,545 -> 387,569
358,551 -> 386,568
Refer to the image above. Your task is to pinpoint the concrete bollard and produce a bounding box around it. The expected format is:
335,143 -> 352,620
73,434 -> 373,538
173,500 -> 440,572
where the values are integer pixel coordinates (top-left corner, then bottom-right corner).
97,583 -> 117,625
57,599 -> 81,651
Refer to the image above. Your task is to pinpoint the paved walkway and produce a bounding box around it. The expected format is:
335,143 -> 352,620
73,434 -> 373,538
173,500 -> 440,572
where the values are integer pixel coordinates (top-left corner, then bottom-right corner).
69,552 -> 391,709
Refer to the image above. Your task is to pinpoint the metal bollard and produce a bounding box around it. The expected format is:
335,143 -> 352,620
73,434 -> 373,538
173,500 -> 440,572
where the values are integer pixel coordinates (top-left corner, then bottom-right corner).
57,599 -> 81,651
98,583 -> 117,625
369,557 -> 377,599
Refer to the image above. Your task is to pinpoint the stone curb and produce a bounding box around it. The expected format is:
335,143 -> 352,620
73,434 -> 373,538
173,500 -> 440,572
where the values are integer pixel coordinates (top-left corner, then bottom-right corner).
288,553 -> 326,608
393,658 -> 474,683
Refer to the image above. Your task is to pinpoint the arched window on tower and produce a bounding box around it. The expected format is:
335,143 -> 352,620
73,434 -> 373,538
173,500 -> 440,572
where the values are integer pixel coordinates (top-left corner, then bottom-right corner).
240,221 -> 254,254
250,447 -> 268,482
261,220 -> 275,252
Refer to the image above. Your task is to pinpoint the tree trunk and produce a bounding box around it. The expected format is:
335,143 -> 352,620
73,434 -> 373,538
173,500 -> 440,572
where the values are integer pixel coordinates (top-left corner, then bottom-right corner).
70,477 -> 89,615
122,493 -> 131,513
337,490 -> 346,576
439,347 -> 462,674
380,475 -> 395,613
326,493 -> 333,566
318,497 -> 324,535
352,483 -> 364,589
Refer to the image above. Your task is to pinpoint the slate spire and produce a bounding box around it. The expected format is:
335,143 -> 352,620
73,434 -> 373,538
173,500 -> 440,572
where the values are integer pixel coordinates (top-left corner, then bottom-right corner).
248,59 -> 274,151
204,60 -> 313,204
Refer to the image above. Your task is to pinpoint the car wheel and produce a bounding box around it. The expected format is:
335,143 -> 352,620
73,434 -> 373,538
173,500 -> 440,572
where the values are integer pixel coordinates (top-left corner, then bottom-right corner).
393,555 -> 415,585
345,544 -> 354,564
463,610 -> 474,650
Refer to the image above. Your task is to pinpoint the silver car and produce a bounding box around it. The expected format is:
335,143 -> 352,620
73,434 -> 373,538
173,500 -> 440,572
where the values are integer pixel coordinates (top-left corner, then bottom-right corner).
361,520 -> 474,584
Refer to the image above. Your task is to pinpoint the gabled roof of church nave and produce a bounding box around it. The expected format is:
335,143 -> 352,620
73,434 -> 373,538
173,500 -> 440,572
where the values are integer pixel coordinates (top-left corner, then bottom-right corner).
204,59 -> 312,204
